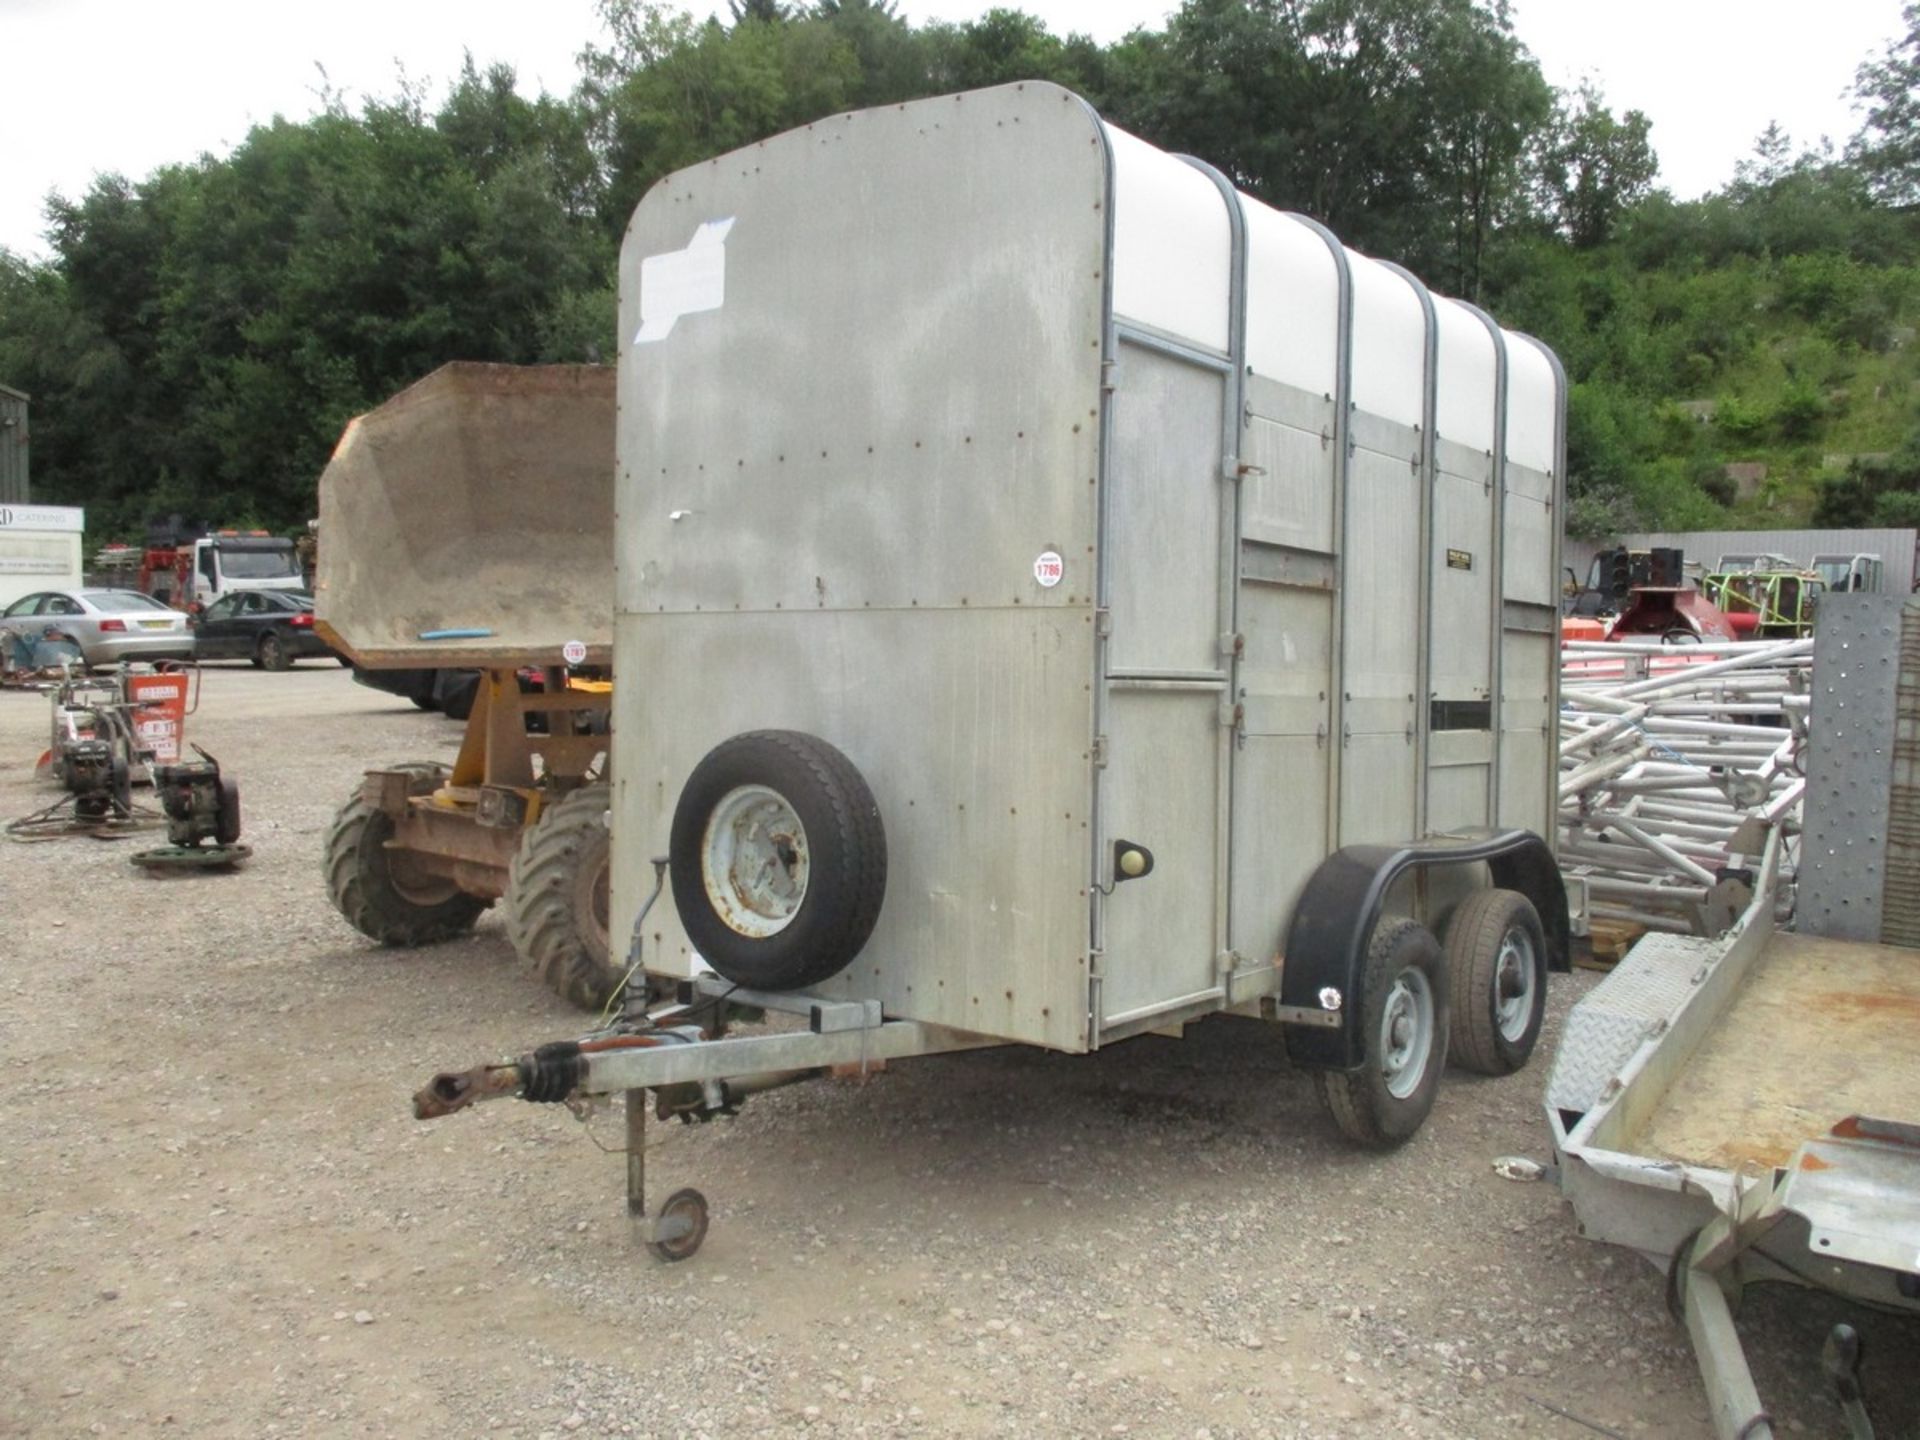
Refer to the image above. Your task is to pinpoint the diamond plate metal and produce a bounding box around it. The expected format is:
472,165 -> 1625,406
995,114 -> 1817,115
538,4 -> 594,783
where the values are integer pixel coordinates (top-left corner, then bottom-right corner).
1547,931 -> 1724,1114
1800,595 -> 1904,942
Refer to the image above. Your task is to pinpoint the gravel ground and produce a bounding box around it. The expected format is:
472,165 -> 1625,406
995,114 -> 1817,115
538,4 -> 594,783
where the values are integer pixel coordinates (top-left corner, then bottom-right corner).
1,666 -> 1915,1439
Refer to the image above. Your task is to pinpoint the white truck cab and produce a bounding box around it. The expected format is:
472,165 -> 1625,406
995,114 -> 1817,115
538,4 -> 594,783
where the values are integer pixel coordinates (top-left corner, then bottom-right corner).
161,532 -> 305,609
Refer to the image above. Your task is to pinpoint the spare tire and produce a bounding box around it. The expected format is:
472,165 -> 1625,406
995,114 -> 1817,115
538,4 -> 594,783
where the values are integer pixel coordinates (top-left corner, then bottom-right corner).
669,730 -> 886,991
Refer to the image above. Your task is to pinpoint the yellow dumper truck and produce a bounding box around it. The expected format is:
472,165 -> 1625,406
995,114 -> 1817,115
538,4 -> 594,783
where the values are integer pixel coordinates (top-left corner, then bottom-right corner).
314,362 -> 626,1009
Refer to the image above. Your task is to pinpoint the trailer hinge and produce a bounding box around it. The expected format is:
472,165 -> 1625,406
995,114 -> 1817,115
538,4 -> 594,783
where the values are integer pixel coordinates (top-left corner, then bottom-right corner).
1221,455 -> 1242,482
1094,607 -> 1113,638
1100,359 -> 1118,394
1087,947 -> 1105,976
1341,721 -> 1352,748
1217,631 -> 1244,659
1091,735 -> 1110,768
1316,721 -> 1328,749
1216,949 -> 1244,977
1219,697 -> 1245,731
1320,426 -> 1333,452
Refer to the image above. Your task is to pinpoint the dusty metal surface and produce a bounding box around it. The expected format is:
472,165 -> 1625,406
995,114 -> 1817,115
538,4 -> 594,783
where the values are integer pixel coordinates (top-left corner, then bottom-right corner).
1637,933 -> 1920,1171
1888,596 -> 1920,947
1801,594 -> 1905,942
315,362 -> 614,669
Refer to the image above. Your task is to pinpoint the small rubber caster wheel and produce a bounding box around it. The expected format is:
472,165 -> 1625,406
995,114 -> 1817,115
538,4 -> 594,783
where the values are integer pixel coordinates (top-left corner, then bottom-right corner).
649,1187 -> 710,1262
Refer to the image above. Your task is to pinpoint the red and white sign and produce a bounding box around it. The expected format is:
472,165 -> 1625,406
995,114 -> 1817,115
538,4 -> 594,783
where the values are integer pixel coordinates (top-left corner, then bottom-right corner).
1033,551 -> 1064,589
561,638 -> 588,667
127,673 -> 188,765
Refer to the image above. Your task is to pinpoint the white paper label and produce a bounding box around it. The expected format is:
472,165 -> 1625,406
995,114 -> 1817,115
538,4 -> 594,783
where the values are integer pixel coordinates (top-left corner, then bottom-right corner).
634,218 -> 736,345
1033,551 -> 1064,588
561,638 -> 588,667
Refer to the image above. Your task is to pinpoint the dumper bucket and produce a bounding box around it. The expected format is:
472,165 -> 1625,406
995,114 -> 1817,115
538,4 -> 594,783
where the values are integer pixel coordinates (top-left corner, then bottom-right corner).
315,362 -> 614,668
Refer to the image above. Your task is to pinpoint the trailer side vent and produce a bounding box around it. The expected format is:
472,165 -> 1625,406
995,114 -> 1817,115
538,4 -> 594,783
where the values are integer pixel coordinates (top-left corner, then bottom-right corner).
1430,700 -> 1492,732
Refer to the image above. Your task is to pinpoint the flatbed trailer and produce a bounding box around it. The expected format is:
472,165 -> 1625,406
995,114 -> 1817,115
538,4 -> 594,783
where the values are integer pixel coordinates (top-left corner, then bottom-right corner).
1548,595 -> 1920,1439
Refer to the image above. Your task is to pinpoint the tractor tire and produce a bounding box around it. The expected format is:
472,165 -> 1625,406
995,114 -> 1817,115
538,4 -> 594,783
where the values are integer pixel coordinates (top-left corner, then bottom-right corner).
1444,888 -> 1548,1076
258,631 -> 292,671
1314,918 -> 1449,1148
669,730 -> 887,991
505,784 -> 625,1011
323,761 -> 488,946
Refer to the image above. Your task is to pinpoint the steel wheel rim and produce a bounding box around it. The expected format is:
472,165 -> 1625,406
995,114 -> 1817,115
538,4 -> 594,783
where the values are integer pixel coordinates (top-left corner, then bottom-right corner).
702,784 -> 810,938
1493,925 -> 1537,1043
1379,966 -> 1435,1100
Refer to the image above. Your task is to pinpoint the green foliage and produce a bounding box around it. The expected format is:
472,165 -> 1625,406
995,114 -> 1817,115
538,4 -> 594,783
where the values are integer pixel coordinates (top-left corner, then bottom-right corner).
7,0 -> 1920,545
1815,448 -> 1920,526
1850,2 -> 1920,206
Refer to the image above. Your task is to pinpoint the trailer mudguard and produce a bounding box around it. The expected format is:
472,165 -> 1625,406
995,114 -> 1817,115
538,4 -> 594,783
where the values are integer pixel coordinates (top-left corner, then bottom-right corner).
1280,830 -> 1568,1071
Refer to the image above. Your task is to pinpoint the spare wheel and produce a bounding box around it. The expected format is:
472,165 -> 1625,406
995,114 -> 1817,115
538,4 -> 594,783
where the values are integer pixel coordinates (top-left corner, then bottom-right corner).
669,730 -> 886,991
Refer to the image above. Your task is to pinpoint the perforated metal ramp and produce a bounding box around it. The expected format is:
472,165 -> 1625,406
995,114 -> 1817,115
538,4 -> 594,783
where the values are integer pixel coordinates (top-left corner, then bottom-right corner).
1546,931 -> 1724,1116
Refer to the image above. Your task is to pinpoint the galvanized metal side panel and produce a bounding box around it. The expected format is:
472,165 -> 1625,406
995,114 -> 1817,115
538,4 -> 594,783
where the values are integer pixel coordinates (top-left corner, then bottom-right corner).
1240,379 -> 1335,550
1339,420 -> 1421,845
1891,597 -> 1920,947
1800,594 -> 1906,943
613,83 -> 1107,1054
1097,337 -> 1230,1030
1498,614 -> 1554,831
1104,343 -> 1226,674
1097,688 -> 1224,1025
1234,580 -> 1334,956
1108,127 -> 1231,354
1233,363 -> 1338,955
615,610 -> 1097,1052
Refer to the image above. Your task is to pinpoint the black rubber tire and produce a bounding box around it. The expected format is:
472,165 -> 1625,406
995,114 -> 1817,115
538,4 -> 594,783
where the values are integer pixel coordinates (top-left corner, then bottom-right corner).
436,671 -> 480,721
215,775 -> 242,846
248,652 -> 264,670
323,762 -> 489,945
409,695 -> 438,712
669,730 -> 886,991
259,631 -> 292,671
1314,918 -> 1450,1148
1444,888 -> 1548,1076
505,784 -> 624,1011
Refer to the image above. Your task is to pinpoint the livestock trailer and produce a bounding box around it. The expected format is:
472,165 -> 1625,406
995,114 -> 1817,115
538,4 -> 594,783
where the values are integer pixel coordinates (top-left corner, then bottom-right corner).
416,83 -> 1570,1256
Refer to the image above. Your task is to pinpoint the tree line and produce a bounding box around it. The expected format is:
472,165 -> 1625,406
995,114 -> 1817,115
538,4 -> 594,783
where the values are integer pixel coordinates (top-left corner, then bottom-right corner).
3,0 -> 1920,539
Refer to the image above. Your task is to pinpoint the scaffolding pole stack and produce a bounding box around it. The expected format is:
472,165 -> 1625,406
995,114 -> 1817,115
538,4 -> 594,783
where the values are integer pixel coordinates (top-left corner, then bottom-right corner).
1558,639 -> 1811,937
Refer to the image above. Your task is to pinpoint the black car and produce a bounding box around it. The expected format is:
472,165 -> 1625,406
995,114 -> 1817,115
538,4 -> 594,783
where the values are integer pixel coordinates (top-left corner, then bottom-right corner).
351,665 -> 482,717
192,589 -> 340,669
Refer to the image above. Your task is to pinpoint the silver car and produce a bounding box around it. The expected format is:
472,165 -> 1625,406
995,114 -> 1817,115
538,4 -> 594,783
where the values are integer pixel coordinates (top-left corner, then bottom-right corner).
0,588 -> 193,667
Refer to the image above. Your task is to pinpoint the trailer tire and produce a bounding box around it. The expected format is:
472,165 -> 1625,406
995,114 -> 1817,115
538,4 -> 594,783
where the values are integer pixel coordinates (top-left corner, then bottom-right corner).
1314,918 -> 1448,1148
670,730 -> 886,991
323,762 -> 488,946
1444,888 -> 1547,1076
506,784 -> 625,1011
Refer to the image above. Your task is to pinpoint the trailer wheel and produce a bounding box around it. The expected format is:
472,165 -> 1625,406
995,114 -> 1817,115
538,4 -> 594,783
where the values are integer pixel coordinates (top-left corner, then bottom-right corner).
669,730 -> 886,991
1314,918 -> 1448,1147
323,762 -> 488,945
1444,888 -> 1547,1075
506,784 -> 625,1011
